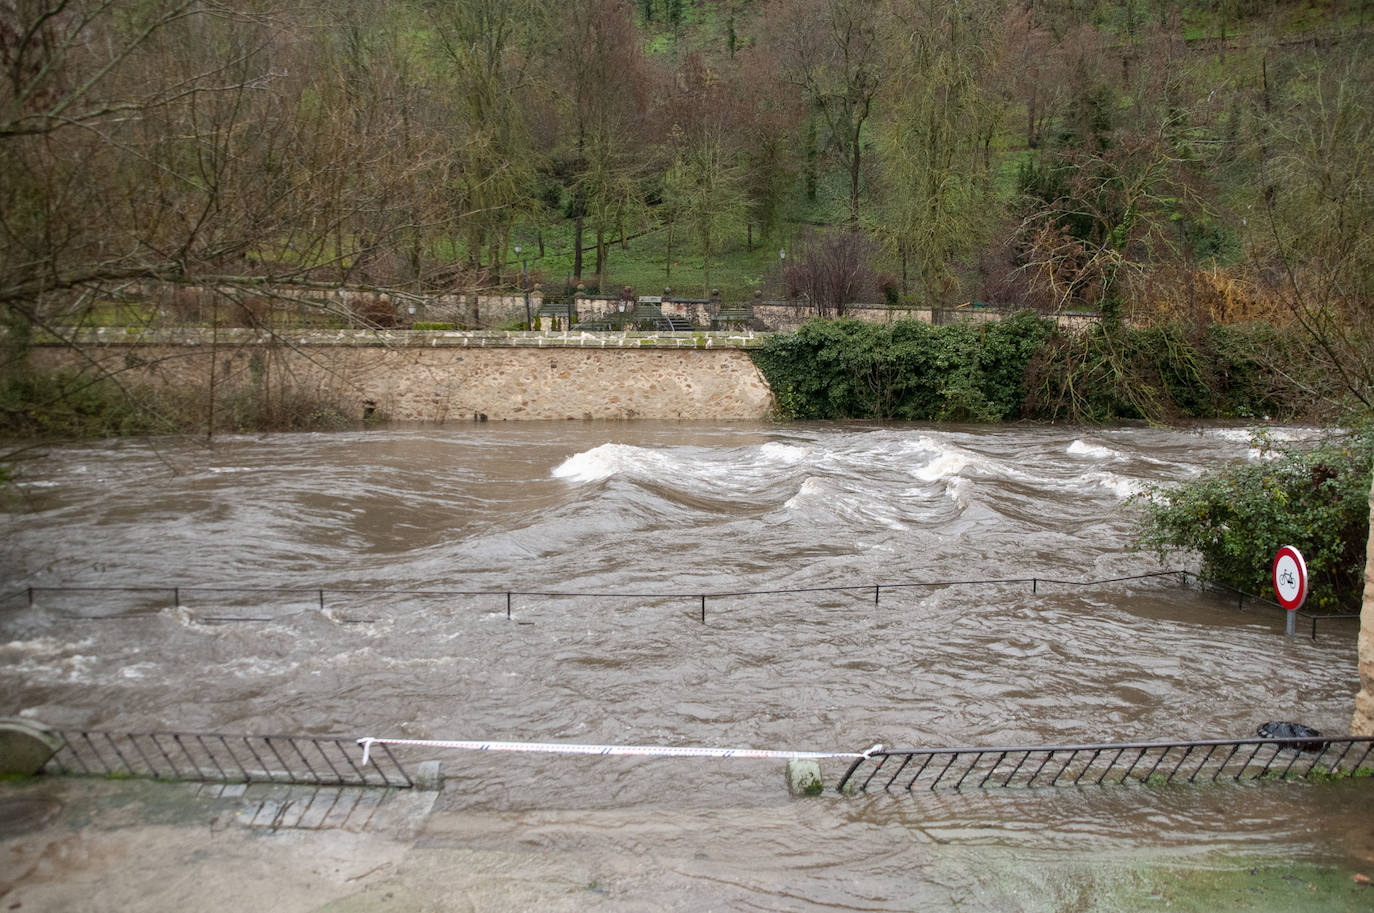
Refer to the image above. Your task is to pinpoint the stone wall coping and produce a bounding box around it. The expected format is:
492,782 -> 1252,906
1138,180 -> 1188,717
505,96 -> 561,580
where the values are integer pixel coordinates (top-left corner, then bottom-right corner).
33,328 -> 769,349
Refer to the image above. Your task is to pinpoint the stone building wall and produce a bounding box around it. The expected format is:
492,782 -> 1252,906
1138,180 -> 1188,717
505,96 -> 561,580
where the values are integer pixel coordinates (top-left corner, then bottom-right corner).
27,331 -> 775,423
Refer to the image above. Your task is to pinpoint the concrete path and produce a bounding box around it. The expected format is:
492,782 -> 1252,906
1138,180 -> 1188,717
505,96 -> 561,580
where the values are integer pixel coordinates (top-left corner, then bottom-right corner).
4,776 -> 1374,913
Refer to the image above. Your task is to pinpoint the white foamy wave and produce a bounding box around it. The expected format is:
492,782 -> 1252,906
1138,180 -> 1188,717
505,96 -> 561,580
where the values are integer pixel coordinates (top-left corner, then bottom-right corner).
904,435 -> 1016,484
3,653 -> 100,684
159,604 -> 198,627
945,477 -> 972,508
783,477 -> 831,510
220,656 -> 299,678
1211,426 -> 1322,446
2,636 -> 95,655
1083,471 -> 1144,499
1068,440 -> 1118,460
553,443 -> 658,483
758,442 -> 810,465
914,451 -> 975,482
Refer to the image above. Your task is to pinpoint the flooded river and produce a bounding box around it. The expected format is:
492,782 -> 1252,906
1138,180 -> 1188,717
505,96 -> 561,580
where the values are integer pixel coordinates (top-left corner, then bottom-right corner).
2,421 -> 1370,910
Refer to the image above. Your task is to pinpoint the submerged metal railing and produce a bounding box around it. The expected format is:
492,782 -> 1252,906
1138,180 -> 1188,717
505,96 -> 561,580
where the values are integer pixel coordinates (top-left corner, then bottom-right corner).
42,730 -> 412,788
2,572 -> 1189,615
1181,573 -> 1362,639
836,736 -> 1374,794
2,571 -> 1358,636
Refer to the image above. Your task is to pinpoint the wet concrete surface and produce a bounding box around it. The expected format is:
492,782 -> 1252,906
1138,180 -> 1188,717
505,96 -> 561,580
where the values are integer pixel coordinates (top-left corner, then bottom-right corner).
5,774 -> 1374,913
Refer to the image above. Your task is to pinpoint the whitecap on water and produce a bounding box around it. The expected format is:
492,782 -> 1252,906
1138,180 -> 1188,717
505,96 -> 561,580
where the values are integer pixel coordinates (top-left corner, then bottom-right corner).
783,477 -> 831,510
1067,439 -> 1119,460
552,443 -> 658,483
1082,471 -> 1144,499
757,441 -> 810,464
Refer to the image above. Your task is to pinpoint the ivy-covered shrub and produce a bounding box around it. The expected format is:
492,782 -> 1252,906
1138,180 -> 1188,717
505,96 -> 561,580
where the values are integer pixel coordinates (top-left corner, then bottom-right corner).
1024,321 -> 1323,424
749,312 -> 1055,421
1133,428 -> 1373,611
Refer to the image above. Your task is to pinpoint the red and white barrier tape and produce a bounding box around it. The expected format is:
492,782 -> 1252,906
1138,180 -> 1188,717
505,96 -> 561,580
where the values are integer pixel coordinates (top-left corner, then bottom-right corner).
357,736 -> 883,768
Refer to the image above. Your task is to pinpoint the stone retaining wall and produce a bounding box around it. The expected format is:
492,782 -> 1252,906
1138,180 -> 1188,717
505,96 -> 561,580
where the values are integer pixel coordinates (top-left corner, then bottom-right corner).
26,331 -> 774,423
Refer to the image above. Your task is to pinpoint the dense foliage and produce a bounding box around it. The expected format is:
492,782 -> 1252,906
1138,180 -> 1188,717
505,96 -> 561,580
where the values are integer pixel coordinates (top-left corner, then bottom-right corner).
1,0 -> 1369,312
750,312 -> 1054,421
1023,321 -> 1327,423
1133,429 -> 1374,611
750,315 -> 1329,424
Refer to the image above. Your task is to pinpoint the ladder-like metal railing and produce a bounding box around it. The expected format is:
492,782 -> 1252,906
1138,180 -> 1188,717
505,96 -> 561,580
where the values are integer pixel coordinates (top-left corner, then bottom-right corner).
42,730 -> 412,788
836,736 -> 1374,794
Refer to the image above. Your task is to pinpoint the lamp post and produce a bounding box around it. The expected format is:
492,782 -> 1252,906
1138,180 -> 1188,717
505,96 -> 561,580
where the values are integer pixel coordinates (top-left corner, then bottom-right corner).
515,245 -> 530,330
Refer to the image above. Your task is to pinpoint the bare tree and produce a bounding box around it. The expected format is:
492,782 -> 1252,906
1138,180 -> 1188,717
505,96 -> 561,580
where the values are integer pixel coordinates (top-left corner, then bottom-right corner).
770,0 -> 880,226
543,0 -> 652,283
781,229 -> 879,317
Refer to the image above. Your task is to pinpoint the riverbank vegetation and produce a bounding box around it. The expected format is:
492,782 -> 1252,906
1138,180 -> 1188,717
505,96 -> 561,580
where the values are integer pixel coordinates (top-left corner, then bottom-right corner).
751,314 -> 1332,424
1,0 -> 1368,309
1,0 -> 1369,441
0,371 -> 361,440
1134,427 -> 1374,611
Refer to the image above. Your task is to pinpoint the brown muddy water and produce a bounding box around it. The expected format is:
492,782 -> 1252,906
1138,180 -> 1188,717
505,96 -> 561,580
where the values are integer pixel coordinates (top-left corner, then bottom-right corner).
1,421 -> 1370,910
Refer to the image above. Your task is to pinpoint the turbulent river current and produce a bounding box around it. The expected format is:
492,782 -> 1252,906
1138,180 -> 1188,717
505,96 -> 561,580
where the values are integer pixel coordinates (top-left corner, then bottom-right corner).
2,421 -> 1370,909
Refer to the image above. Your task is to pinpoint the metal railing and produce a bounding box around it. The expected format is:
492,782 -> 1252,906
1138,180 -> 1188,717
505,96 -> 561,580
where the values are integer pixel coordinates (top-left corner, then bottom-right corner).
2,570 -> 1358,636
836,736 -> 1374,794
42,730 -> 412,788
0,570 -> 1192,621
1180,572 -> 1361,639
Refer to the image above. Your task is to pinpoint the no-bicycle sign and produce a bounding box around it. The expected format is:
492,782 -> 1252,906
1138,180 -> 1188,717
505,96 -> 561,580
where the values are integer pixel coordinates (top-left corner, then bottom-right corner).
1272,545 -> 1308,613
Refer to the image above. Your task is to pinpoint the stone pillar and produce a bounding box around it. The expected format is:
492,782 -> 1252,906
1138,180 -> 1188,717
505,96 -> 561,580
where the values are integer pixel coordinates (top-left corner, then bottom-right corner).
786,758 -> 823,797
0,719 -> 63,775
1352,476 -> 1374,735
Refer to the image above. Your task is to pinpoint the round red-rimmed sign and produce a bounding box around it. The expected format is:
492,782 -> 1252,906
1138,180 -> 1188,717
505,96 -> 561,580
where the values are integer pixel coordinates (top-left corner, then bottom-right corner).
1272,546 -> 1308,611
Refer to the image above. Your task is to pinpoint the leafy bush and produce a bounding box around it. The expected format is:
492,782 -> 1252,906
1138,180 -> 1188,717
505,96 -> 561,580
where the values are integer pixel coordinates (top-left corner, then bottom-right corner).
411,322 -> 456,331
1133,428 -> 1373,611
1024,321 -> 1324,424
749,312 -> 1055,421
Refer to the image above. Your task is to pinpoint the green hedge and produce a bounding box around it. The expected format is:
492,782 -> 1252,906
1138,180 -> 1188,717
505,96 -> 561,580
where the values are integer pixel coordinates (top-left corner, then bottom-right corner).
751,316 -> 1325,424
749,312 -> 1055,422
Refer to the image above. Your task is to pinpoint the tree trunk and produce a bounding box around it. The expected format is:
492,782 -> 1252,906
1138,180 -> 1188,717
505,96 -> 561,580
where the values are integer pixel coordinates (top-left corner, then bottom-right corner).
1352,473 -> 1374,735
573,213 -> 585,279
805,118 -> 817,202
595,225 -> 606,284
848,129 -> 862,226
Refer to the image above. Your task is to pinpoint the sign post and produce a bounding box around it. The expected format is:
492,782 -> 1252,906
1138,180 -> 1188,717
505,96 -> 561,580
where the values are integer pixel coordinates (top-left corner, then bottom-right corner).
1272,545 -> 1308,636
